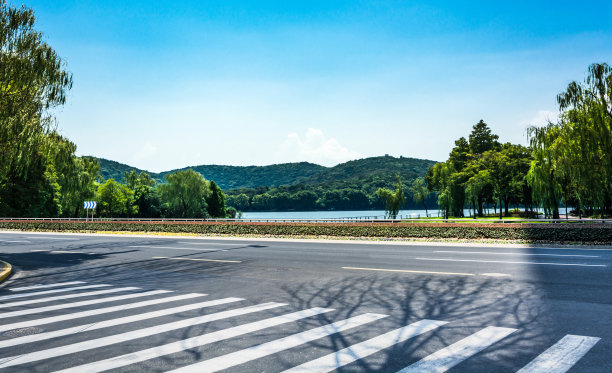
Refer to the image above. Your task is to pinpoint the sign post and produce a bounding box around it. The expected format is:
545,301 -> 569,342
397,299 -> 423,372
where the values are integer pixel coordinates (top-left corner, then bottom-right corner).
84,201 -> 97,221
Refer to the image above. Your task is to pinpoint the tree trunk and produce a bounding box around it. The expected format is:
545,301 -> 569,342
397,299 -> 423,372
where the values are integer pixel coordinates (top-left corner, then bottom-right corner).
499,198 -> 503,220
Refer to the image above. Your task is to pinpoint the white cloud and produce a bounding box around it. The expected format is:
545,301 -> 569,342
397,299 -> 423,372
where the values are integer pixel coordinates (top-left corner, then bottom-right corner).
131,142 -> 158,167
277,128 -> 362,166
519,110 -> 559,128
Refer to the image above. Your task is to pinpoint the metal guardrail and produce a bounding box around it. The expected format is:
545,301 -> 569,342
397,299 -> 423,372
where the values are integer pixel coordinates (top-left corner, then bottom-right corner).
0,217 -> 611,224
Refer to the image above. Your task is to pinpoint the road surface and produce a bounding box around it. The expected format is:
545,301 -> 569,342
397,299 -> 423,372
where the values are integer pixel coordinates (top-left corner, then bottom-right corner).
0,231 -> 610,372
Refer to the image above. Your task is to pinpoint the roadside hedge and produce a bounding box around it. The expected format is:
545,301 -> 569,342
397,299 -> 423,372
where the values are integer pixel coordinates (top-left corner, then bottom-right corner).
0,220 -> 610,243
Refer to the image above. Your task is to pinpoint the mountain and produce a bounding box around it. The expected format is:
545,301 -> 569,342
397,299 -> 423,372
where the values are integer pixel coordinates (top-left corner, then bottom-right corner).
96,158 -> 163,183
94,155 -> 438,190
157,163 -> 326,190
299,155 -> 436,185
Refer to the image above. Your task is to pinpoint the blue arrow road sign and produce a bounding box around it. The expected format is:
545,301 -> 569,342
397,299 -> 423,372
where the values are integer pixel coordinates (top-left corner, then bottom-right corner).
84,201 -> 97,209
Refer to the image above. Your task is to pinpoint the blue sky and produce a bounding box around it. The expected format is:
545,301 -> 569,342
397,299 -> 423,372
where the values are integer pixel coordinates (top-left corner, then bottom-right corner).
28,0 -> 612,171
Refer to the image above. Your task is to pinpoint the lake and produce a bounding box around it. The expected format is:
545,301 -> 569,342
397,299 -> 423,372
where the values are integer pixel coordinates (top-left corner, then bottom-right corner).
240,209 -> 466,219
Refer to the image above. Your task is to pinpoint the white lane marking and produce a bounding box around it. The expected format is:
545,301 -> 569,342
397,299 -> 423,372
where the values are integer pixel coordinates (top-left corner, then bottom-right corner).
517,335 -> 601,373
153,256 -> 241,263
434,251 -> 600,258
397,326 -> 517,373
177,242 -> 243,245
51,251 -> 89,254
0,296 -> 243,349
168,313 -> 388,373
414,258 -> 607,267
1,240 -> 29,243
0,284 -> 110,301
0,290 -> 180,334
283,319 -> 448,373
9,281 -> 86,292
129,245 -> 218,251
53,307 -> 333,373
0,302 -> 286,368
21,237 -> 79,240
0,287 -> 141,313
480,273 -> 511,277
342,266 -> 473,276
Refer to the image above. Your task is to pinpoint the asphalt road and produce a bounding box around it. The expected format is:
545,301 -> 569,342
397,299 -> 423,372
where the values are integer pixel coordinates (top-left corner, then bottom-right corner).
0,231 -> 610,372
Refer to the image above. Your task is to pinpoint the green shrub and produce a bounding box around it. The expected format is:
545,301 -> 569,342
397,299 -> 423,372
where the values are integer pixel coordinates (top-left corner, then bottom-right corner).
0,220 -> 610,243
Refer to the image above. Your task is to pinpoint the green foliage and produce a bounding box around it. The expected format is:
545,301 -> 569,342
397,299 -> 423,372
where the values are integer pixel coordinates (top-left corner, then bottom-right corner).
410,177 -> 430,216
0,1 -> 78,217
427,121 -> 533,218
158,169 -> 211,218
2,220 -> 610,244
206,181 -> 226,218
528,62 -> 612,218
377,176 -> 406,219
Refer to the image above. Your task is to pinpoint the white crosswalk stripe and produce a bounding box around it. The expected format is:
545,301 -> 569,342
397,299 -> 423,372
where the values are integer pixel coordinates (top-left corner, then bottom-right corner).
0,290 -> 173,333
0,283 -> 110,301
283,319 -> 449,373
53,307 -> 335,373
0,281 -> 603,372
517,335 -> 601,373
0,286 -> 141,313
397,326 -> 517,372
0,302 -> 285,368
167,313 -> 387,373
0,295 -> 236,348
8,281 -> 86,292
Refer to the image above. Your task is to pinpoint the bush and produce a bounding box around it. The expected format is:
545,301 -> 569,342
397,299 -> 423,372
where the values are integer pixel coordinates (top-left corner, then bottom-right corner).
0,220 -> 610,243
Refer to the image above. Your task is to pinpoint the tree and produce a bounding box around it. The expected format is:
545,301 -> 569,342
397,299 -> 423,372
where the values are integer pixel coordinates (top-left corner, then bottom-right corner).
206,180 -> 226,218
410,177 -> 430,216
377,175 -> 405,219
469,120 -> 499,154
0,1 -> 73,217
158,169 -> 210,218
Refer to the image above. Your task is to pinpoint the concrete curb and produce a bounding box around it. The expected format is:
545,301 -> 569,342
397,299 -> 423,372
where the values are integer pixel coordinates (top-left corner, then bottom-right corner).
0,260 -> 12,284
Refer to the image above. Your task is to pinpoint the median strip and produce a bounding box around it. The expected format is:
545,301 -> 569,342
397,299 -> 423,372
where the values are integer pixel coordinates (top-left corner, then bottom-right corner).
153,256 -> 241,263
342,266 -> 473,276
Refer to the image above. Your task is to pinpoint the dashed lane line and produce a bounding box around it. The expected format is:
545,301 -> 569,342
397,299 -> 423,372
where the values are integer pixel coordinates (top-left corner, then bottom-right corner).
153,256 -> 241,263
342,266 -> 474,276
434,251 -> 600,258
414,258 -> 607,267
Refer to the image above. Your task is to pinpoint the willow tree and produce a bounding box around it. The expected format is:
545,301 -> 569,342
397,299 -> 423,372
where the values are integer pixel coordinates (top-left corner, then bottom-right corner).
0,1 -> 73,216
528,63 -> 612,218
377,175 -> 405,219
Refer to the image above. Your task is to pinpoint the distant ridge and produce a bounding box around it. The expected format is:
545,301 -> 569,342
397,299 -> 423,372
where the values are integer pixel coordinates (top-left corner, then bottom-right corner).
95,155 -> 437,190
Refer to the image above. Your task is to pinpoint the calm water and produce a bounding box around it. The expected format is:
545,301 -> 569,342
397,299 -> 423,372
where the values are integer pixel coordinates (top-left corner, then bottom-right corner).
241,207 -> 543,219
240,209 -> 464,219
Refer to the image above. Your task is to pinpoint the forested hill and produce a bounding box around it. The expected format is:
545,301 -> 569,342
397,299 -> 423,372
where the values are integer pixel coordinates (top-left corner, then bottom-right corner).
299,155 -> 436,184
158,163 -> 326,189
96,158 -> 163,183
96,155 -> 437,190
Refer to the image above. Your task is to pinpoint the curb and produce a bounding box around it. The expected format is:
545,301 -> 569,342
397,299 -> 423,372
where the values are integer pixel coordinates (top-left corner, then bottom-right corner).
0,260 -> 12,284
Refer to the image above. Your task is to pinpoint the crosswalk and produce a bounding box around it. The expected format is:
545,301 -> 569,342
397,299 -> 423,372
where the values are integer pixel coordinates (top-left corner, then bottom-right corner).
0,281 -> 601,372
